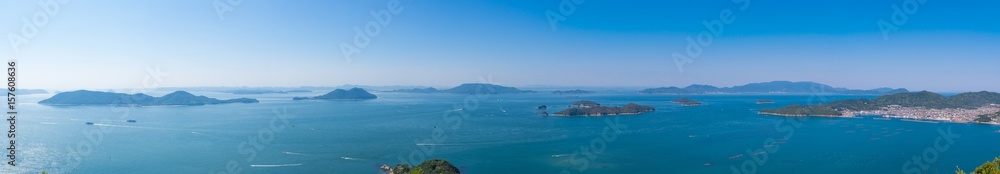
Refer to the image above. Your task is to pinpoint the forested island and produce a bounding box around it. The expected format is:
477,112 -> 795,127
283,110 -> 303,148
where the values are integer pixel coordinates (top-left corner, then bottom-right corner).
553,100 -> 655,116
639,81 -> 908,95
380,159 -> 460,174
387,83 -> 535,94
39,90 -> 259,105
760,91 -> 1000,123
552,89 -> 594,94
672,97 -> 702,106
293,88 -> 376,100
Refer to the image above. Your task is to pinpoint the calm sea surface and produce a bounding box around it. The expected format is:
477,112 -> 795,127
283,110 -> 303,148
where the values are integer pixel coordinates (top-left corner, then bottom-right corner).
8,91 -> 1000,173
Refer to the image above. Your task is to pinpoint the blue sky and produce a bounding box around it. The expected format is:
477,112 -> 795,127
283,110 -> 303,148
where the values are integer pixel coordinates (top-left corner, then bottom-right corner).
2,0 -> 998,92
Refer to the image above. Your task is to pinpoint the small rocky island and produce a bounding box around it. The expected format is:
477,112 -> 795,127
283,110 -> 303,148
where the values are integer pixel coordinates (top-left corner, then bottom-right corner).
293,88 -> 376,100
39,90 -> 259,105
757,99 -> 774,104
672,97 -> 702,106
380,159 -> 460,174
553,100 -> 655,116
553,89 -> 594,94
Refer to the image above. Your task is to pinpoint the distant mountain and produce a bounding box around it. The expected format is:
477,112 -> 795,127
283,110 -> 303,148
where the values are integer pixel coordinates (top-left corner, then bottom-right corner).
225,89 -> 311,94
39,90 -> 258,105
293,88 -> 376,100
442,83 -> 535,94
639,87 -> 690,94
387,83 -> 535,94
386,87 -> 439,93
334,84 -> 430,91
639,81 -> 908,95
15,89 -> 47,95
552,89 -> 594,94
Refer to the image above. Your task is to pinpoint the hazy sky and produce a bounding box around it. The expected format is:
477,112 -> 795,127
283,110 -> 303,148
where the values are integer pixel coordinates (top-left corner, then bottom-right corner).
2,0 -> 998,92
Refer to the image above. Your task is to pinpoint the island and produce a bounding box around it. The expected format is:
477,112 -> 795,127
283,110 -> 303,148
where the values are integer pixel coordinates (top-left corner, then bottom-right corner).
552,100 -> 655,116
15,89 -> 48,95
387,83 -> 535,94
293,88 -> 376,100
757,100 -> 774,104
552,89 -> 594,94
380,159 -> 460,174
760,91 -> 1000,124
639,81 -> 908,95
38,90 -> 259,105
386,87 -> 439,93
224,89 -> 311,94
672,97 -> 702,106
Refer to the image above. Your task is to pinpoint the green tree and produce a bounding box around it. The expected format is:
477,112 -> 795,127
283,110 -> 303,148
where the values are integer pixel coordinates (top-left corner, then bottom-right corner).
957,157 -> 1000,174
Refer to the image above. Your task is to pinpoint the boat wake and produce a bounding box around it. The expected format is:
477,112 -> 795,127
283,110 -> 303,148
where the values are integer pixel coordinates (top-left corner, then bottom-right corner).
283,151 -> 304,155
341,156 -> 365,161
416,142 -> 501,146
250,163 -> 302,168
550,154 -> 571,158
688,134 -> 710,138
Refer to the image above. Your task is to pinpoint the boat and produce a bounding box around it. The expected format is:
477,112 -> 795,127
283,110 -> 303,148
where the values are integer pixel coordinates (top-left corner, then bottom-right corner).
126,119 -> 137,123
85,122 -> 94,125
729,154 -> 743,159
703,162 -> 713,166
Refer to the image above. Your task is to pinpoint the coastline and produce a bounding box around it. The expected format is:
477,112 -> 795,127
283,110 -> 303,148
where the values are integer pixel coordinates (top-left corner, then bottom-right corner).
551,111 -> 650,117
761,111 -> 1000,126
757,111 -> 844,117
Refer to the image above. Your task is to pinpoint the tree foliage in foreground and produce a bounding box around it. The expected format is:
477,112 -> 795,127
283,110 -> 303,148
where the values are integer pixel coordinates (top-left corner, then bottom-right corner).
956,157 -> 1000,174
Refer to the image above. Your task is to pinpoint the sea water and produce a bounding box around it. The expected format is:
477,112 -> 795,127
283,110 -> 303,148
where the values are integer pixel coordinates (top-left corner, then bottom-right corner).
7,91 -> 1000,173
